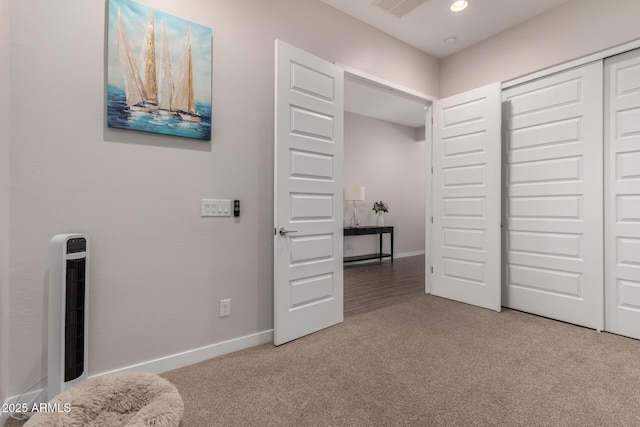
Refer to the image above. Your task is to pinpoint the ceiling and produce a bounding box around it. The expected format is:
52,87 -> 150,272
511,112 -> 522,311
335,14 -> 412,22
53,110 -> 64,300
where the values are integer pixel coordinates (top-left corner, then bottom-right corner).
321,0 -> 571,58
336,0 -> 572,128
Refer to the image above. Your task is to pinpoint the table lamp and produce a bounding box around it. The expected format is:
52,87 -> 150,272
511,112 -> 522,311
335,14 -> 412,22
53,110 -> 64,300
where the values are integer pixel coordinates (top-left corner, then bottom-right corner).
344,186 -> 365,228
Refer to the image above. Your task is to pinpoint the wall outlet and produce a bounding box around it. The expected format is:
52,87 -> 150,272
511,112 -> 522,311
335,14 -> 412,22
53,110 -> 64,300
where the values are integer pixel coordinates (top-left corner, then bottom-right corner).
219,299 -> 231,317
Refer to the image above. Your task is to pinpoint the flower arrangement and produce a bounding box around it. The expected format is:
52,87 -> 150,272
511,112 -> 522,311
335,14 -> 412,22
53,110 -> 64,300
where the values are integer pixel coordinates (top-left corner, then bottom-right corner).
372,201 -> 389,214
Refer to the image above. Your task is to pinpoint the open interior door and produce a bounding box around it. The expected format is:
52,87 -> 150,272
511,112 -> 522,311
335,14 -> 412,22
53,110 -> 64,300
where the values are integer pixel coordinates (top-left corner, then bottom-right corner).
274,40 -> 344,345
431,83 -> 502,312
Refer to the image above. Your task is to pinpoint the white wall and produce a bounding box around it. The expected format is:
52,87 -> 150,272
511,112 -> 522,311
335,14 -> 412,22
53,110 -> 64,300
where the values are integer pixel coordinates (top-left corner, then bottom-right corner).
6,0 -> 438,396
344,112 -> 425,258
440,0 -> 640,97
1,0 -> 10,417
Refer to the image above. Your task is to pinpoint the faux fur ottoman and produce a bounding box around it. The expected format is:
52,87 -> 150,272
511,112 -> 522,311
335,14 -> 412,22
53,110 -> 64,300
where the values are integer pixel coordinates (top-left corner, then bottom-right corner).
24,372 -> 183,427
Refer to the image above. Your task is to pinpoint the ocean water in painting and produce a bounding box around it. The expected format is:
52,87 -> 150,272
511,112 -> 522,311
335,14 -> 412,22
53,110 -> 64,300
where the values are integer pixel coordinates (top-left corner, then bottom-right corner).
107,0 -> 212,141
107,84 -> 211,140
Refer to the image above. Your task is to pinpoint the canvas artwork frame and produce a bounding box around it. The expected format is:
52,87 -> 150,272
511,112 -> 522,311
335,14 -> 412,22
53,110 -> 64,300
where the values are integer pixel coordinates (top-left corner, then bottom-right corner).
107,0 -> 212,141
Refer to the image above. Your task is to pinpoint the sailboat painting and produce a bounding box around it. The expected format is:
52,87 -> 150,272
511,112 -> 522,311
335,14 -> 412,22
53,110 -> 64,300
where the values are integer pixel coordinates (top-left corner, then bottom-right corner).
107,0 -> 212,140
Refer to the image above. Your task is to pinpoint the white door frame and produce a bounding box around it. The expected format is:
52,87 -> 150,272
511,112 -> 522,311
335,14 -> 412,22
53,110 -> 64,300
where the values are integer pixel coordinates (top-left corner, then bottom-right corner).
339,64 -> 435,294
425,105 -> 434,294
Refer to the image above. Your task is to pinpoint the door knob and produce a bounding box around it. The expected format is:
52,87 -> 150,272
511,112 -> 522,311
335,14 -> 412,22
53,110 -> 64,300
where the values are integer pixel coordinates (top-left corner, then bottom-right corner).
279,227 -> 298,236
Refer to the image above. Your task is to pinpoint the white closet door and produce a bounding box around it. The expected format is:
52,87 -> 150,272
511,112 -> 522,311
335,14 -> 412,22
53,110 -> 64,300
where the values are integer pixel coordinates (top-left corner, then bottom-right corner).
605,49 -> 640,340
502,62 -> 604,330
431,83 -> 502,312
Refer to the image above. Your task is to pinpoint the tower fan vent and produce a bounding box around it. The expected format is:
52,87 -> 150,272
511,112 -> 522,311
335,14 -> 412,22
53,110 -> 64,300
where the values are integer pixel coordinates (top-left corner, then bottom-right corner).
49,234 -> 89,400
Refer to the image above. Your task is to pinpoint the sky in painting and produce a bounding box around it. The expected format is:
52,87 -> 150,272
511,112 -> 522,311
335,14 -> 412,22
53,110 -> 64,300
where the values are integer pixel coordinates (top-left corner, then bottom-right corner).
107,0 -> 212,104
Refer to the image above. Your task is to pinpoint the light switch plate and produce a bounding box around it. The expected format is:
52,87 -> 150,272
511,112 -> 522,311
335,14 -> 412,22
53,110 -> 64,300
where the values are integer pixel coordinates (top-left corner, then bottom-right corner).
202,199 -> 232,217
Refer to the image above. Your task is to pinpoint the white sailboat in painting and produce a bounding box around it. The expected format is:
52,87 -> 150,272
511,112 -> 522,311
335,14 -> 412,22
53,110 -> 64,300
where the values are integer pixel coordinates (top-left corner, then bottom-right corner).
116,8 -> 158,111
109,0 -> 211,140
115,9 -> 201,122
115,8 -> 146,109
172,26 -> 201,122
157,19 -> 175,116
140,11 -> 158,109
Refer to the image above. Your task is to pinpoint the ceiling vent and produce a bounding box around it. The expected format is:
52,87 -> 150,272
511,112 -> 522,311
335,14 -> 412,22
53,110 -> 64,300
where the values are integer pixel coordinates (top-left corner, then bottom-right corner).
374,0 -> 428,18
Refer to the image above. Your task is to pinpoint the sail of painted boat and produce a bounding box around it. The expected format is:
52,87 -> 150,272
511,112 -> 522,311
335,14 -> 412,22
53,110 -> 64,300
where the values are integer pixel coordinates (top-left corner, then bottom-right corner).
140,11 -> 158,108
157,19 -> 175,115
115,8 -> 146,108
172,26 -> 201,122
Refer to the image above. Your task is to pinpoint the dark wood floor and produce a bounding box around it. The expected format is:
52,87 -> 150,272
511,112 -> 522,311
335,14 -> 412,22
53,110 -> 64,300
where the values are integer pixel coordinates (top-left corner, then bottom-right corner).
344,255 -> 425,318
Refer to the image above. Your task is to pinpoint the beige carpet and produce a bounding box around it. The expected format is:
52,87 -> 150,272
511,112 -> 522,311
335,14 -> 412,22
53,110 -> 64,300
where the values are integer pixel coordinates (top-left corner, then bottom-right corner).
161,295 -> 640,426
7,295 -> 640,426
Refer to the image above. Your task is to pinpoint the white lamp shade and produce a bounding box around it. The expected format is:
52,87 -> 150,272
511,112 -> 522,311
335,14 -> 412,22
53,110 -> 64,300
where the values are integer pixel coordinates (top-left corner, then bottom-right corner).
344,186 -> 365,201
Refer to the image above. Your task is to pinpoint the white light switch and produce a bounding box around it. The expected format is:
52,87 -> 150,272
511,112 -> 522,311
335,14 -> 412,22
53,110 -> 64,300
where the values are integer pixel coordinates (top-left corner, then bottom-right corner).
201,199 -> 232,217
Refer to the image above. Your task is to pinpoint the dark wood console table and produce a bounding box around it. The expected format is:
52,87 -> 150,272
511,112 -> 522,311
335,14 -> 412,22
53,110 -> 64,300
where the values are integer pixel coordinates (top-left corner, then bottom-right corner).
343,226 -> 394,264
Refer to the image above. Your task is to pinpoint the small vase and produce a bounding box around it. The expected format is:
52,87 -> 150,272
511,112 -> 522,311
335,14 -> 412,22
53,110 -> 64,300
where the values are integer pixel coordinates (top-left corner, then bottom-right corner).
377,212 -> 384,227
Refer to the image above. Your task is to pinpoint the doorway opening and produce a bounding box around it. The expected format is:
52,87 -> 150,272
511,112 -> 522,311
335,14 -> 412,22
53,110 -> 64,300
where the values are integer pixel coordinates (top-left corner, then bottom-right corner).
342,70 -> 432,317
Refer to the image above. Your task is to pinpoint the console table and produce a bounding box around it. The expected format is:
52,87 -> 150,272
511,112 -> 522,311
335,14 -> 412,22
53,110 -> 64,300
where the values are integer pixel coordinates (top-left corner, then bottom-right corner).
343,226 -> 394,264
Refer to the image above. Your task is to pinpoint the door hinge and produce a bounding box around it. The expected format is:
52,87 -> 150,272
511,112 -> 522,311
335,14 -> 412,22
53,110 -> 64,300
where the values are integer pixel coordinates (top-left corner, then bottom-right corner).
431,217 -> 434,224
274,227 -> 277,236
431,167 -> 434,174
430,266 -> 434,274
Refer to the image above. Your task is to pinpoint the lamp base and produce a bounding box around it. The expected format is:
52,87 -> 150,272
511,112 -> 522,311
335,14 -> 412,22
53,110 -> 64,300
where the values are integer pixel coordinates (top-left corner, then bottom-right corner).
348,201 -> 360,228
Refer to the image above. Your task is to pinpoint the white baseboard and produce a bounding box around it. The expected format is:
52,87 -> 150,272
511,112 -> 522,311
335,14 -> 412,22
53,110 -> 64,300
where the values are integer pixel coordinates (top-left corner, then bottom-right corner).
91,329 -> 273,378
395,250 -> 425,259
3,329 -> 274,418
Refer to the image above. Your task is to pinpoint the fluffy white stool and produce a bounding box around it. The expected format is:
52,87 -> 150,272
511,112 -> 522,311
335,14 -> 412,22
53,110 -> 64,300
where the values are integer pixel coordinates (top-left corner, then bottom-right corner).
25,372 -> 183,427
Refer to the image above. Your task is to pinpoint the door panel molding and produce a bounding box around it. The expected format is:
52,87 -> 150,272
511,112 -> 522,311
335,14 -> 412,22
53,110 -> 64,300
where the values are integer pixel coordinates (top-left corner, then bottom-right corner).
274,40 -> 344,345
431,82 -> 502,312
502,61 -> 604,330
605,48 -> 640,339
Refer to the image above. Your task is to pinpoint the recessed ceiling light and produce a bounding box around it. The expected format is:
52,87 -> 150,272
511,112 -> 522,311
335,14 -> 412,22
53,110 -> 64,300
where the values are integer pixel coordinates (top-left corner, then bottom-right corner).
450,0 -> 468,12
444,37 -> 457,45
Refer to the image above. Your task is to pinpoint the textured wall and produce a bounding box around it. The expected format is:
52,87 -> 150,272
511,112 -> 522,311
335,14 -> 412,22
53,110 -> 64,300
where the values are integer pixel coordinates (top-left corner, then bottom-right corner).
6,0 -> 438,395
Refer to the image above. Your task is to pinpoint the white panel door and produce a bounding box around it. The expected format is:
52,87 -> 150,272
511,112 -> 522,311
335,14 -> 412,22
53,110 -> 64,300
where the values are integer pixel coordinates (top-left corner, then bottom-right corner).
502,62 -> 604,330
431,83 -> 502,312
274,40 -> 344,345
605,49 -> 640,340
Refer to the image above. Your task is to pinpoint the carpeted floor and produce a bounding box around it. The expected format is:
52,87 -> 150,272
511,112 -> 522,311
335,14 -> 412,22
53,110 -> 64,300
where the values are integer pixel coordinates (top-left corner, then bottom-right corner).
160,295 -> 640,426
7,294 -> 640,426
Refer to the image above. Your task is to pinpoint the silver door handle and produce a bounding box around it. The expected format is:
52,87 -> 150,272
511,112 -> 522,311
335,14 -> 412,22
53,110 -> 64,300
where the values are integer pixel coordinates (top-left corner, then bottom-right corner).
279,227 -> 298,236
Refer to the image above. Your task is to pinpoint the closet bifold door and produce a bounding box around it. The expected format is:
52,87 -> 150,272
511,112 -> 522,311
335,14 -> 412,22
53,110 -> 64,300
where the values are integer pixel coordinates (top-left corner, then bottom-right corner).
604,49 -> 640,340
502,62 -> 604,330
